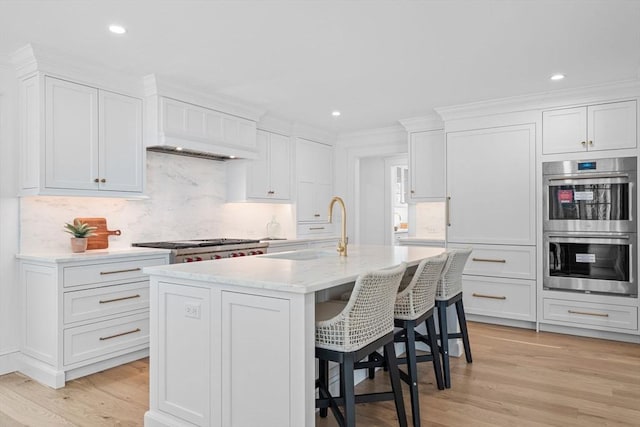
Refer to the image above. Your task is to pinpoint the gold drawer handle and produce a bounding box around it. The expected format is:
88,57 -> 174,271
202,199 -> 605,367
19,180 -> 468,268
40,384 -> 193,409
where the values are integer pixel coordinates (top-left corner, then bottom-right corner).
314,214 -> 321,217
100,268 -> 142,275
568,310 -> 609,318
99,294 -> 141,304
472,257 -> 506,263
472,293 -> 507,300
99,328 -> 141,341
309,227 -> 325,230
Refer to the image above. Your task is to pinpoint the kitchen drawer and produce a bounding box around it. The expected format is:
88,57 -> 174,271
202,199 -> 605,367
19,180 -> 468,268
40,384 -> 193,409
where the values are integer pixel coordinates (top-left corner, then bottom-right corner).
462,275 -> 536,321
63,257 -> 167,288
543,298 -> 638,331
64,312 -> 149,365
296,223 -> 335,237
64,281 -> 150,324
448,243 -> 535,280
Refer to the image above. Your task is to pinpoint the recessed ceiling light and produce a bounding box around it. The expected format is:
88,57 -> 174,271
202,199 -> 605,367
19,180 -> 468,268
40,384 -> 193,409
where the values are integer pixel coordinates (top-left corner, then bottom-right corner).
109,24 -> 126,35
331,111 -> 341,117
175,146 -> 183,151
550,73 -> 565,81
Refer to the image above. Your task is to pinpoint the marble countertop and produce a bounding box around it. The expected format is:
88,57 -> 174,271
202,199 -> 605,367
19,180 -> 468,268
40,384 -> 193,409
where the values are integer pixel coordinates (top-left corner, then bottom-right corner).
16,247 -> 171,263
397,237 -> 446,245
144,244 -> 445,294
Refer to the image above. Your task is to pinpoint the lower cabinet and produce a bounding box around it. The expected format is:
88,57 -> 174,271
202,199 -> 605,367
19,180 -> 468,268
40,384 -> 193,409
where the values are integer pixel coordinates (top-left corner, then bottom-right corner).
462,275 -> 536,322
150,281 -> 306,427
19,252 -> 169,388
542,298 -> 638,333
449,243 -> 537,323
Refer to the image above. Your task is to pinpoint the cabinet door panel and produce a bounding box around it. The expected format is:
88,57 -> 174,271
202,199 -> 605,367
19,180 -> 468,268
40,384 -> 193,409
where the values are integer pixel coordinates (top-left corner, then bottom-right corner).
99,91 -> 143,192
247,131 -> 270,198
269,133 -> 291,199
447,124 -> 535,245
162,98 -> 186,135
542,107 -> 586,154
409,130 -> 445,200
45,77 -> 99,190
588,101 -> 637,151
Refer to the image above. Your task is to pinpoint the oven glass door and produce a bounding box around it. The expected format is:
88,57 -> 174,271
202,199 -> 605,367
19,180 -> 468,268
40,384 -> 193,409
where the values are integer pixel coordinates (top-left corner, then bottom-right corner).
545,234 -> 636,296
548,183 -> 629,221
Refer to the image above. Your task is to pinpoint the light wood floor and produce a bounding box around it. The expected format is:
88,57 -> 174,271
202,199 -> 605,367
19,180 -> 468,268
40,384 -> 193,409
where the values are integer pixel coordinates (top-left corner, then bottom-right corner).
0,322 -> 638,426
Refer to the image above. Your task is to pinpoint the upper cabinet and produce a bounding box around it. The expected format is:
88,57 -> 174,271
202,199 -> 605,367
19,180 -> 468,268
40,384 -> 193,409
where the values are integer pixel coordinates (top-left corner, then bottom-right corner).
227,130 -> 292,202
296,138 -> 333,224
408,129 -> 445,201
21,75 -> 143,196
447,124 -> 536,245
542,100 -> 637,154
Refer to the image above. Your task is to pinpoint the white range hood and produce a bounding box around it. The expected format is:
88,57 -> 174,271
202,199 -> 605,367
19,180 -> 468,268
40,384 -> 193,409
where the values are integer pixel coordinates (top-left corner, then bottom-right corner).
144,74 -> 265,160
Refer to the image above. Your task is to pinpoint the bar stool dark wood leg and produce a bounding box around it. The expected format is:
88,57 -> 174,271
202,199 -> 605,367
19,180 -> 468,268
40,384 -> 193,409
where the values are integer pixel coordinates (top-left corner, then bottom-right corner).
385,342 -> 409,427
425,315 -> 445,390
318,359 -> 329,418
436,300 -> 451,389
455,299 -> 473,363
403,320 -> 421,427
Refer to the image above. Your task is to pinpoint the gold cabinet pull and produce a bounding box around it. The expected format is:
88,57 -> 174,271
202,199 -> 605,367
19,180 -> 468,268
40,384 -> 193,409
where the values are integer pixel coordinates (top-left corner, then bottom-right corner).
314,214 -> 321,217
568,310 -> 609,317
99,328 -> 141,341
581,141 -> 586,145
446,196 -> 451,227
472,257 -> 507,263
94,178 -> 100,183
267,190 -> 274,195
100,178 -> 106,183
99,294 -> 141,304
100,267 -> 142,275
472,293 -> 506,300
309,227 -> 325,230
588,140 -> 593,146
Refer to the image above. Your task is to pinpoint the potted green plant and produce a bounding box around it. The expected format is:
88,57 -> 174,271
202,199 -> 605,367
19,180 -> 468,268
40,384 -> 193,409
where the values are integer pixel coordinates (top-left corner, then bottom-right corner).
64,220 -> 97,253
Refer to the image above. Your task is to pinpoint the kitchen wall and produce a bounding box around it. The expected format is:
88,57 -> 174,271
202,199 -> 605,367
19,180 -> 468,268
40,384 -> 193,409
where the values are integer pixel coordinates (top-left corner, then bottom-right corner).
412,202 -> 446,240
20,152 -> 295,253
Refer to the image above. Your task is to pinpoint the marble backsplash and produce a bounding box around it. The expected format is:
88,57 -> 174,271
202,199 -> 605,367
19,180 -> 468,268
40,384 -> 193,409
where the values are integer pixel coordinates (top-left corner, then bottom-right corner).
20,152 -> 295,253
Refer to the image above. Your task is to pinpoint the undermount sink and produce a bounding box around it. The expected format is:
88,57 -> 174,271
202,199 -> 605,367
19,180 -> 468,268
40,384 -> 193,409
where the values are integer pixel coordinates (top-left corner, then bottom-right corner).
262,250 -> 336,261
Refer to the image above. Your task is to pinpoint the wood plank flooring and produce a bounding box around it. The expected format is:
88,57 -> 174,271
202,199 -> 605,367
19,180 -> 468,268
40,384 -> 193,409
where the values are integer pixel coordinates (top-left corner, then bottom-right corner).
0,322 -> 638,426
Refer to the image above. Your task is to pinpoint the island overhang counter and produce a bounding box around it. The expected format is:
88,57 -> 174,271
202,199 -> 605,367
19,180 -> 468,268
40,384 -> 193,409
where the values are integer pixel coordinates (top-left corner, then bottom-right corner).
143,244 -> 445,427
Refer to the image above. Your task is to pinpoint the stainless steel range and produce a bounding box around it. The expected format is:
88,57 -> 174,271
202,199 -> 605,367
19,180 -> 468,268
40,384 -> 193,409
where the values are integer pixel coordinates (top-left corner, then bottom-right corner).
132,238 -> 269,263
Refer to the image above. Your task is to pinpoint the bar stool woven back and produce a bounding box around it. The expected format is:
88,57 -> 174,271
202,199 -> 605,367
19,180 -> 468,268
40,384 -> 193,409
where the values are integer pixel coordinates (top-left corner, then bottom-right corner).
395,253 -> 448,320
316,263 -> 407,353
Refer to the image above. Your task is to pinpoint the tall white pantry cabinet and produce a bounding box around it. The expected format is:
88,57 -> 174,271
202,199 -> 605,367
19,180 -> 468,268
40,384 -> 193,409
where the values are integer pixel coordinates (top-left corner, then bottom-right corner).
446,124 -> 537,323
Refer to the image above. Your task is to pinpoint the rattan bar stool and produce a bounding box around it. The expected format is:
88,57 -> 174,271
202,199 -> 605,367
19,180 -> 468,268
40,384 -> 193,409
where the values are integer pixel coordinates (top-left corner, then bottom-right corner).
315,263 -> 408,427
393,253 -> 448,426
435,248 -> 473,389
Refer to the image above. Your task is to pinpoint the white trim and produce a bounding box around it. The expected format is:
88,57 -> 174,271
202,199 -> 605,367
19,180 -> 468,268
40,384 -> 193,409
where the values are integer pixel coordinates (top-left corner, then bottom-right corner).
399,115 -> 444,132
436,79 -> 640,122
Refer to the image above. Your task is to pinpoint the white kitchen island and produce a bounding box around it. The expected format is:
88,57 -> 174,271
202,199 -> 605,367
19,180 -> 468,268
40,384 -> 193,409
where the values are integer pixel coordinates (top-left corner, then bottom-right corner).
143,244 -> 445,427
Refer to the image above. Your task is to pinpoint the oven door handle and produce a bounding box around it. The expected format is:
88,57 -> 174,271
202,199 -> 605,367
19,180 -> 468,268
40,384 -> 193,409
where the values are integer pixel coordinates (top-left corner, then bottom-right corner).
547,173 -> 630,182
547,234 -> 631,240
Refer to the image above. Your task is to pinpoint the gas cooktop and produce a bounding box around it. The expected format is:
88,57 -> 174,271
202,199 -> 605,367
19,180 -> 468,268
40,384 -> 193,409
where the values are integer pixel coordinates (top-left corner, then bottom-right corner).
132,238 -> 261,250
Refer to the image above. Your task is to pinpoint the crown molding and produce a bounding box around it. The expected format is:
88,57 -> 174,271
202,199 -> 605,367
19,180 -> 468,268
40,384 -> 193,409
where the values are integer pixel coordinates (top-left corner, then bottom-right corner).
257,114 -> 293,136
143,74 -> 265,122
436,79 -> 640,122
10,43 -> 143,96
291,122 -> 337,146
398,114 -> 444,132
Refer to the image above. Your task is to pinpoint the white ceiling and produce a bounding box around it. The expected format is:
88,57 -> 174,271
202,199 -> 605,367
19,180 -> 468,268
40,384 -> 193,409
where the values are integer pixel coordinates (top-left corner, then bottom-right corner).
1,0 -> 639,134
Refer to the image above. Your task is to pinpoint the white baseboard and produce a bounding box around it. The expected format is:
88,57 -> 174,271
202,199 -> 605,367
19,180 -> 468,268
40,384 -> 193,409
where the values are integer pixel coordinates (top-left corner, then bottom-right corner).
0,350 -> 19,376
539,323 -> 640,344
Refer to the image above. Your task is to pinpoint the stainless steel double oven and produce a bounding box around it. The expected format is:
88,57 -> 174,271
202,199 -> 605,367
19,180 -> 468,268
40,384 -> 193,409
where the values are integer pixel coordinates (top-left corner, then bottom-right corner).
543,157 -> 637,297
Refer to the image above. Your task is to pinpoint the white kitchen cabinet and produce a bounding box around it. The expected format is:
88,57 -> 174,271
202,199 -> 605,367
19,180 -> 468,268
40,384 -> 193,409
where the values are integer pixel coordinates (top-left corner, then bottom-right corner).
20,76 -> 143,196
227,130 -> 291,202
296,138 -> 334,225
542,100 -> 637,154
408,129 -> 445,201
447,124 -> 536,245
18,252 -> 169,388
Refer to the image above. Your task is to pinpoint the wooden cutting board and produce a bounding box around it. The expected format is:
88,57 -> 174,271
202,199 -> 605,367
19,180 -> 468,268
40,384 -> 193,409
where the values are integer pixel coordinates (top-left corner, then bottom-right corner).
74,217 -> 121,250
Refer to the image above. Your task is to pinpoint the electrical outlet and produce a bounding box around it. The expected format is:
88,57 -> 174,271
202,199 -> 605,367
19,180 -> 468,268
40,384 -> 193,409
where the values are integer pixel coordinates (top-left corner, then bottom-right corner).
184,302 -> 201,319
